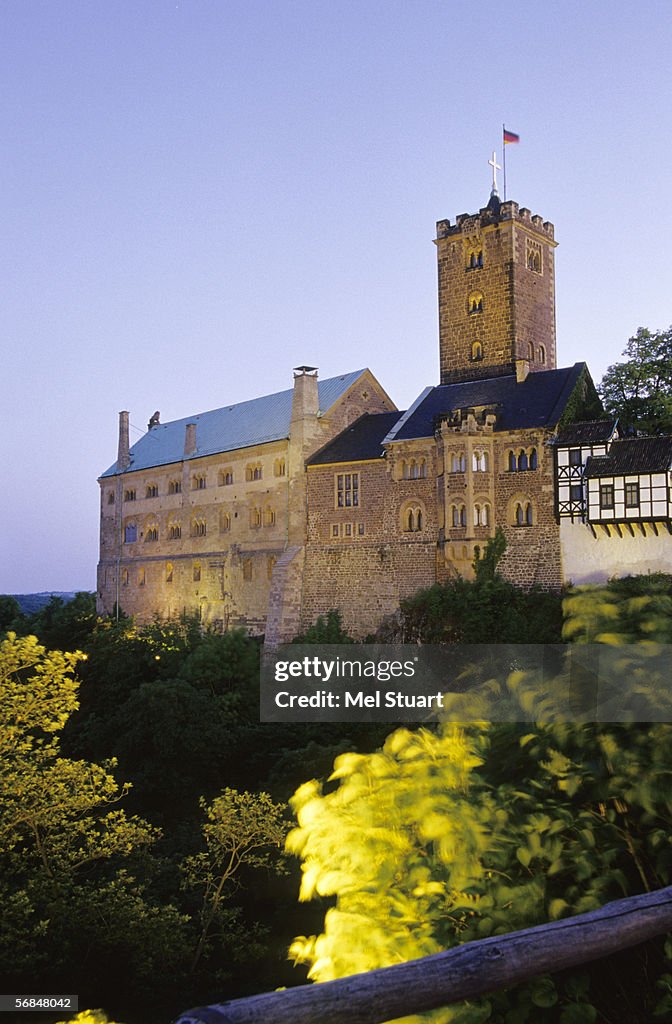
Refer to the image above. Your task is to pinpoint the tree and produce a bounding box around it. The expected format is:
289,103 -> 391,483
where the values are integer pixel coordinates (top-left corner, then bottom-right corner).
0,633 -> 188,1007
287,580 -> 672,1022
183,788 -> 288,975
598,326 -> 672,436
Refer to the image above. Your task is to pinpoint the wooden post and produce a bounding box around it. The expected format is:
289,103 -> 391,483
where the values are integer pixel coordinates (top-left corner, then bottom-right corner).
174,884 -> 672,1024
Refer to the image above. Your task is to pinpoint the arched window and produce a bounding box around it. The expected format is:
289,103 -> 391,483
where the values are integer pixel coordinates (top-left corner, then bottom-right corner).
473,450 -> 488,472
481,503 -> 490,526
468,290 -> 484,314
471,340 -> 483,361
246,462 -> 263,482
165,563 -> 173,584
267,556 -> 277,579
169,479 -> 182,494
274,459 -> 286,477
515,502 -> 524,526
403,504 -> 424,532
191,518 -> 207,537
250,507 -> 262,528
539,344 -> 547,365
145,525 -> 159,542
219,511 -> 231,533
218,469 -> 234,486
264,506 -> 276,527
526,503 -> 533,526
418,459 -> 427,478
168,522 -> 181,540
528,341 -> 534,361
529,448 -> 538,470
193,562 -> 201,582
146,484 -> 158,498
508,451 -> 517,472
518,449 -> 528,471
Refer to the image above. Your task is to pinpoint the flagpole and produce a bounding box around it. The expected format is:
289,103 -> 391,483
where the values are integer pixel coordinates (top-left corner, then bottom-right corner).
502,123 -> 507,200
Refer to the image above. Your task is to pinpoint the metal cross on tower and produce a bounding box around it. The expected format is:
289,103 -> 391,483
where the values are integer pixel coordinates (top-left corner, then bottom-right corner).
488,150 -> 502,196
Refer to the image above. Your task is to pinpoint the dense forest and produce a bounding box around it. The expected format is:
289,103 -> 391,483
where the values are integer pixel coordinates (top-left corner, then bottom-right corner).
3,554 -> 672,1024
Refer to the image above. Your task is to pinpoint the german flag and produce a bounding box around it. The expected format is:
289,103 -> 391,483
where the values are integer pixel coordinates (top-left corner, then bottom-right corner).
503,128 -> 520,144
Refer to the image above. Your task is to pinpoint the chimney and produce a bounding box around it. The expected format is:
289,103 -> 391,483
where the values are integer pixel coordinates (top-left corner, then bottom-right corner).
184,422 -> 197,455
117,411 -> 130,471
291,366 -> 319,424
515,359 -> 530,383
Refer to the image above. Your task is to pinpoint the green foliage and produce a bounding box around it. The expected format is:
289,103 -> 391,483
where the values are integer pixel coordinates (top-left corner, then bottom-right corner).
293,608 -> 354,643
184,788 -> 289,974
562,574 -> 672,644
598,326 -> 672,435
557,365 -> 604,428
22,591 -> 98,649
288,576 -> 672,1022
400,533 -> 563,644
0,633 -> 188,1011
0,594 -> 24,634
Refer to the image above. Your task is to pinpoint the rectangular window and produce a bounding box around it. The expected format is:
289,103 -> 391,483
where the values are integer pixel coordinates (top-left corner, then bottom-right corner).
332,524 -> 339,538
600,483 -> 615,509
570,484 -> 583,502
625,481 -> 640,507
358,523 -> 365,536
336,472 -> 359,508
569,449 -> 582,467
344,523 -> 352,537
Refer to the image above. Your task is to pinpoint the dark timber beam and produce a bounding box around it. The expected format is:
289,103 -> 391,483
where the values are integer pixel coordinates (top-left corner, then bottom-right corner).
175,885 -> 672,1024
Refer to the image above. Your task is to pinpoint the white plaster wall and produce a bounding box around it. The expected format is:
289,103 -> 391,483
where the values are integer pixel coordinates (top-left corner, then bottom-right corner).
560,520 -> 672,585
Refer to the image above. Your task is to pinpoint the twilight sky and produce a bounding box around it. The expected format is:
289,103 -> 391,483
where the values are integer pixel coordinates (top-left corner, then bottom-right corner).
2,0 -> 671,594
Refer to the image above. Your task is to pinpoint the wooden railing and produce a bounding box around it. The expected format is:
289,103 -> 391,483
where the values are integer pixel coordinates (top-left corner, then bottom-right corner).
174,885 -> 672,1024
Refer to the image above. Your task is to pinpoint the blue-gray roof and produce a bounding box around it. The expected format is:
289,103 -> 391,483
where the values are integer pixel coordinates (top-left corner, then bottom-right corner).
308,412 -> 404,466
385,364 -> 588,442
100,370 -> 368,477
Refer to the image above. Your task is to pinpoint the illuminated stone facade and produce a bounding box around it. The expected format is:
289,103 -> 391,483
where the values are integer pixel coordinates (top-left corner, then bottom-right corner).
97,191 -> 672,641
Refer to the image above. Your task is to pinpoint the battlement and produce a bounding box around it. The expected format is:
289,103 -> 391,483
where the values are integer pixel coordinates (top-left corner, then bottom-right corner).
436,199 -> 554,241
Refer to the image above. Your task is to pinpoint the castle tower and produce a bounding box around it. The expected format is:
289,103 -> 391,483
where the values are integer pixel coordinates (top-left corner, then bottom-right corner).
435,194 -> 558,385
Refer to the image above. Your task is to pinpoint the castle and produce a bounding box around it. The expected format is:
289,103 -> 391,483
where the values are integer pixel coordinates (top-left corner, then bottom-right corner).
97,188 -> 672,641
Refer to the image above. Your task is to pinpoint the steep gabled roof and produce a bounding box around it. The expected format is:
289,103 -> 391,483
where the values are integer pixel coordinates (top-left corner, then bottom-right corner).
554,420 -> 618,446
584,437 -> 672,478
307,412 -> 404,466
385,364 -> 587,441
100,370 -> 368,477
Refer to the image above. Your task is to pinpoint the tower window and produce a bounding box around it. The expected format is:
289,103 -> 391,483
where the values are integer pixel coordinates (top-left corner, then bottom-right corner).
526,239 -> 542,274
539,344 -> 547,365
468,291 -> 484,315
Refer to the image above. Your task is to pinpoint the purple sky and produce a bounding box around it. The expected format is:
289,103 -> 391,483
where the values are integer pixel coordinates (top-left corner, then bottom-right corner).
2,0 -> 671,594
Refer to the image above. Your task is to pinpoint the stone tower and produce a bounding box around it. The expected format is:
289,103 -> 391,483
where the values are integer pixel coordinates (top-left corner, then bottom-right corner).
435,194 -> 557,385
